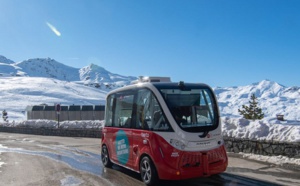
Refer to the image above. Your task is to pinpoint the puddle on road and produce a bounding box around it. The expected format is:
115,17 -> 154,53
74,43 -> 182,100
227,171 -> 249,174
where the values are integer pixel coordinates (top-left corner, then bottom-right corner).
0,145 -> 104,176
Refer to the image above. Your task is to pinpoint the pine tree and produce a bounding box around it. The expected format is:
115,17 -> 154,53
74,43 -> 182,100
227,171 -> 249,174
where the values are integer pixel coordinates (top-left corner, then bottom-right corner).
238,94 -> 264,120
2,110 -> 8,122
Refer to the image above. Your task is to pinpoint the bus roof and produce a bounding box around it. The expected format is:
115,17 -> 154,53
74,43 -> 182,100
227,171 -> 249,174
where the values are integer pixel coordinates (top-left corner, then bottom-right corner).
107,80 -> 212,97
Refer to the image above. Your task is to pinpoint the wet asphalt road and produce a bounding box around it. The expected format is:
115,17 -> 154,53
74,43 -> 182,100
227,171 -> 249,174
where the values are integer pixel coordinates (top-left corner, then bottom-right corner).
0,133 -> 299,186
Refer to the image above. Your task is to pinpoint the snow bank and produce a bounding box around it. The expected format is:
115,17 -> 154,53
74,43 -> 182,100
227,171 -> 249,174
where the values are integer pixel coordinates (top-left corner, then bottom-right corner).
222,117 -> 300,142
0,120 -> 104,129
1,117 -> 299,143
241,153 -> 300,166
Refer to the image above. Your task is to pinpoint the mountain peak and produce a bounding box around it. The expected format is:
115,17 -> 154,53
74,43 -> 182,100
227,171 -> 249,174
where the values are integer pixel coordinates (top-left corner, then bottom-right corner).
1,55 -> 137,88
253,79 -> 274,85
79,63 -> 136,84
251,79 -> 285,90
87,63 -> 106,71
0,55 -> 14,64
15,57 -> 80,81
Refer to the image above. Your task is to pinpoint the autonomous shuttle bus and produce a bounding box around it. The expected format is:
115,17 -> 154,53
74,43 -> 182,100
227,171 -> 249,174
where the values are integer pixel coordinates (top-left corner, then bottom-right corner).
101,77 -> 228,185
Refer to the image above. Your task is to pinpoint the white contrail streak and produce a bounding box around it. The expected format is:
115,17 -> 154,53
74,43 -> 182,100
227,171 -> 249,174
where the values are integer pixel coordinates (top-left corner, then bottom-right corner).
46,22 -> 61,36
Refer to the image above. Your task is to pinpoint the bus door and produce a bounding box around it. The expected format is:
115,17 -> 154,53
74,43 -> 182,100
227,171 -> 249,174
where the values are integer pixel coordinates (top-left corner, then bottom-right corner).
131,89 -> 157,170
110,91 -> 135,167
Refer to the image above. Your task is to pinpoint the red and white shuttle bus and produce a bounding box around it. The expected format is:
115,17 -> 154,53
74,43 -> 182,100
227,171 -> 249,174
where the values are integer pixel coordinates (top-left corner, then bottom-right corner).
101,77 -> 228,185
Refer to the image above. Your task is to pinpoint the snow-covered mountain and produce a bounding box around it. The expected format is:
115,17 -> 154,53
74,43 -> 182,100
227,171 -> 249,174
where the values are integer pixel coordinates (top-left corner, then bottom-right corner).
15,58 -> 79,81
0,56 -> 137,89
78,63 -> 137,88
0,55 -> 14,64
1,55 -> 300,122
215,79 -> 300,121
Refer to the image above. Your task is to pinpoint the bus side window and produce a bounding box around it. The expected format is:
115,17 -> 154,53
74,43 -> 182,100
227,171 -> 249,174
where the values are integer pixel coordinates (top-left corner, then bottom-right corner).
114,92 -> 134,128
152,109 -> 168,130
105,95 -> 114,127
151,96 -> 172,131
136,89 -> 151,130
136,88 -> 172,131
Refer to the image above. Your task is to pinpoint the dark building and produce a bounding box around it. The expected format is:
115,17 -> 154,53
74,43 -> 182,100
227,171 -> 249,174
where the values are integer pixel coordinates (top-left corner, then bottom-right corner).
26,105 -> 105,121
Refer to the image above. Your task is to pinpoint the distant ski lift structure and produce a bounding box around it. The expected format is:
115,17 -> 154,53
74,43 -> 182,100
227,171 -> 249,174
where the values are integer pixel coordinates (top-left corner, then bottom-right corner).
276,114 -> 284,121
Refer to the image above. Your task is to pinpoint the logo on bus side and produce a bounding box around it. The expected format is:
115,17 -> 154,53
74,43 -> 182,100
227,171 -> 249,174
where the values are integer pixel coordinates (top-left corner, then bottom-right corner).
115,130 -> 130,165
196,141 -> 211,146
141,132 -> 149,138
171,152 -> 179,157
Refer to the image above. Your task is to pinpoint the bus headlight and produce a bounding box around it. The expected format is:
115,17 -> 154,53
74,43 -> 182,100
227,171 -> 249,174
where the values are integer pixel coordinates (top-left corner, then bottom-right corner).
170,139 -> 186,150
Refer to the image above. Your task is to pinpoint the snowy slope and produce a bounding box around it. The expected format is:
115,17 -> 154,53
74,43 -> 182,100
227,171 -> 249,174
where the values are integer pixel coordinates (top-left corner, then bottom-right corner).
0,55 -> 14,64
15,58 -> 80,81
0,55 -> 22,76
78,63 -> 137,87
0,63 -> 22,76
1,55 -> 300,123
214,80 -> 300,121
1,76 -> 300,124
0,55 -> 137,121
0,56 -> 137,89
0,77 -> 107,121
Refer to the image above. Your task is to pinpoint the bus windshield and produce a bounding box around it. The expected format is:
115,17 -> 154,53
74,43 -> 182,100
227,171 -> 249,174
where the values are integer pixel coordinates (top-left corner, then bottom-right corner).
159,87 -> 219,132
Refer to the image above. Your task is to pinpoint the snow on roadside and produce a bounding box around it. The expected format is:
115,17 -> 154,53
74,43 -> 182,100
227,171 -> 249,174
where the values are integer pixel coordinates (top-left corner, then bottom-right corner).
221,117 -> 300,169
0,120 -> 104,129
222,117 -> 300,142
0,160 -> 5,170
0,144 -> 8,170
241,153 -> 300,167
1,118 -> 299,169
1,118 -> 300,143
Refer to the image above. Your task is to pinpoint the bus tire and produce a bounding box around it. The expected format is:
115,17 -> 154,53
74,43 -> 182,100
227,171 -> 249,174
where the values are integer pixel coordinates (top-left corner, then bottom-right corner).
101,145 -> 113,168
140,156 -> 158,186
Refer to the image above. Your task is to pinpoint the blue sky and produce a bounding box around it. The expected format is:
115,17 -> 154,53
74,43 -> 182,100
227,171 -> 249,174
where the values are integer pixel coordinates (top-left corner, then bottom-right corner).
1,0 -> 300,87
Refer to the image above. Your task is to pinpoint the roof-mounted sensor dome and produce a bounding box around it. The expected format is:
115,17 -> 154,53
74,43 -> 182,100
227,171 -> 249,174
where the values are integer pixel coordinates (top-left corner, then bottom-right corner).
131,76 -> 171,84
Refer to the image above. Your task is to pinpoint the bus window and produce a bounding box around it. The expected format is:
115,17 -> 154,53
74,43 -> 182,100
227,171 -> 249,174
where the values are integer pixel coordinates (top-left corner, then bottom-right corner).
105,94 -> 114,127
159,88 -> 218,132
136,89 -> 172,131
113,92 -> 134,128
135,89 -> 151,130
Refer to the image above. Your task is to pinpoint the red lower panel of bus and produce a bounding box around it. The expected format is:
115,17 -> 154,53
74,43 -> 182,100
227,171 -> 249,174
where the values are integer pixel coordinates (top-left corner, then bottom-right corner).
156,145 -> 228,180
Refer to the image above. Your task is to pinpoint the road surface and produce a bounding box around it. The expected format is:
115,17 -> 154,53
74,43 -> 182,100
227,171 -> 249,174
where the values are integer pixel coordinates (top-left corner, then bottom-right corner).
0,133 -> 299,186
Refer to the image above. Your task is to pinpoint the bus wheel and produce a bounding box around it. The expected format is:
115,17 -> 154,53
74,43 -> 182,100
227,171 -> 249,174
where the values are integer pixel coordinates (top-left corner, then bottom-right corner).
140,156 -> 158,186
101,145 -> 113,168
